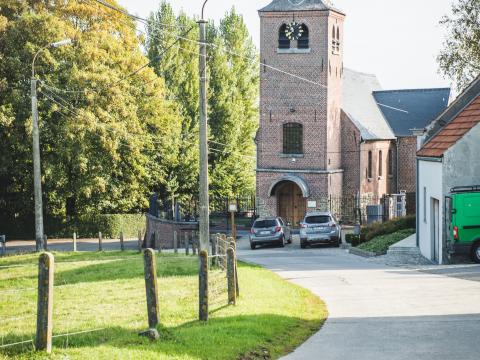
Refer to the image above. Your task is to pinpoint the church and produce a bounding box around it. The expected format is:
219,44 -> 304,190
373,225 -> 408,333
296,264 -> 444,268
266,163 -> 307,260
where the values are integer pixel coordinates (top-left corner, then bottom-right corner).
255,0 -> 450,226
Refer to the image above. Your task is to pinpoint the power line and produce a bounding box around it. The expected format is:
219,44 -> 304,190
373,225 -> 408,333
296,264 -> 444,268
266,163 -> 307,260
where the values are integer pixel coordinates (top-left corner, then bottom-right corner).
89,0 -> 328,89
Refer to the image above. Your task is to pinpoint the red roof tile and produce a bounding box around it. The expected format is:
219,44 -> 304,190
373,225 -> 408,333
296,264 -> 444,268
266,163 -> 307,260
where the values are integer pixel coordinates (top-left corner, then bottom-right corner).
418,94 -> 480,157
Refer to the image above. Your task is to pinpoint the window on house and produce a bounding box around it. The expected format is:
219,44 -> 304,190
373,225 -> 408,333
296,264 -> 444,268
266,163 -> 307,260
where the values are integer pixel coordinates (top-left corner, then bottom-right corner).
283,123 -> 303,154
298,24 -> 309,49
388,149 -> 393,176
279,24 -> 290,49
336,27 -> 340,51
378,150 -> 383,177
368,150 -> 373,178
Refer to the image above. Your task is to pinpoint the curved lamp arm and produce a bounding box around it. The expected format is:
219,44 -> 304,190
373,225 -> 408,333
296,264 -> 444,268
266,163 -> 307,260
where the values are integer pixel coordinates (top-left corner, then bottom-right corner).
201,0 -> 209,20
31,39 -> 72,78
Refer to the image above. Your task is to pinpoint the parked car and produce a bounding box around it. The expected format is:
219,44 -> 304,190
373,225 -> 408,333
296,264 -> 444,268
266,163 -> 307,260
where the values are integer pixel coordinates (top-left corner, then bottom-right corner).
249,217 -> 292,250
299,212 -> 341,249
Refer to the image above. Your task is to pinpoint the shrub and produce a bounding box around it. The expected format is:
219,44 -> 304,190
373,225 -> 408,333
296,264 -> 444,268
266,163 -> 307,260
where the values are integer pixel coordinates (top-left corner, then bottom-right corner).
362,215 -> 415,242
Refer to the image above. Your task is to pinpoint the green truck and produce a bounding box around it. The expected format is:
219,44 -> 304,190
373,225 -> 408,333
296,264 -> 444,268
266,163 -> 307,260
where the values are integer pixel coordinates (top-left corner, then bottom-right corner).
447,186 -> 480,263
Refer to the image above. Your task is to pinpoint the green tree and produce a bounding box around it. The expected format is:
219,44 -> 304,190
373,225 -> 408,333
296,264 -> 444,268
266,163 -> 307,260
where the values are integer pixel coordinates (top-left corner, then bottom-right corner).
147,4 -> 258,200
438,0 -> 480,90
0,0 -> 182,229
147,3 -> 200,203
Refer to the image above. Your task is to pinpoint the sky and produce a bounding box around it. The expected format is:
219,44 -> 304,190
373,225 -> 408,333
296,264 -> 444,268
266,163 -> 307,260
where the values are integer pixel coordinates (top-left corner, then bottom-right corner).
117,0 -> 454,90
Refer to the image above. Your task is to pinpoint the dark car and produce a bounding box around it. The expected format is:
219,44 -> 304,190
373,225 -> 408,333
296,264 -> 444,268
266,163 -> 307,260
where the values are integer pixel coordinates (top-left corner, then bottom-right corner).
249,217 -> 292,250
299,212 -> 341,249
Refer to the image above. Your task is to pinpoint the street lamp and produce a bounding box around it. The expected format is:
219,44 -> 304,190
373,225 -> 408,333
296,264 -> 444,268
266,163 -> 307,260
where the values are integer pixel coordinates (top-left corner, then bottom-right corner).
31,38 -> 72,252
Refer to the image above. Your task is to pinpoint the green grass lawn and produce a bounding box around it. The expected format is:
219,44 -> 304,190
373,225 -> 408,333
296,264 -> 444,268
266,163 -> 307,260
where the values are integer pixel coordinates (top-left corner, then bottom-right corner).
0,251 -> 326,360
357,229 -> 415,254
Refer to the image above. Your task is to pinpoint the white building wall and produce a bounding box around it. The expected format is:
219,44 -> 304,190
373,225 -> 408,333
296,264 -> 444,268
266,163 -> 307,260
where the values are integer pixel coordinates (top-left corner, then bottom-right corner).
418,159 -> 444,264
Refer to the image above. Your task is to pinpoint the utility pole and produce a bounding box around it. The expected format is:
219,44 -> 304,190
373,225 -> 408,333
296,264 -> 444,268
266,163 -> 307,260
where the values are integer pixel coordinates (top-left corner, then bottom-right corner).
31,76 -> 44,251
31,39 -> 72,252
197,1 -> 209,252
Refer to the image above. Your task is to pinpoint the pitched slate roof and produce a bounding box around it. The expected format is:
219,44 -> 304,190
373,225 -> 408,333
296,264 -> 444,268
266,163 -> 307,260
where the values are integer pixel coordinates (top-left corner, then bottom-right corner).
372,88 -> 451,137
259,0 -> 343,14
342,68 -> 396,140
417,95 -> 480,158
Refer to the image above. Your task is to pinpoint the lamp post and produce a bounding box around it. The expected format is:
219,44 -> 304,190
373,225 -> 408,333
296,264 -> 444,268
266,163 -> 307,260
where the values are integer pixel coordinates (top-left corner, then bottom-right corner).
198,2 -> 209,252
31,39 -> 72,252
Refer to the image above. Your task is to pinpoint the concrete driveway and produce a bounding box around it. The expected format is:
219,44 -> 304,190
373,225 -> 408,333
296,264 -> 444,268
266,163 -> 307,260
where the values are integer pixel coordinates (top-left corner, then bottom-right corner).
236,236 -> 480,360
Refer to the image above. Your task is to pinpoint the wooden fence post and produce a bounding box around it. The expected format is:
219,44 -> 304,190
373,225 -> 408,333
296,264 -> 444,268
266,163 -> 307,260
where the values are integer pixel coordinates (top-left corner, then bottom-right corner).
120,232 -> 125,251
143,249 -> 159,329
173,231 -> 178,254
43,235 -> 48,251
230,239 -> 239,297
191,230 -> 197,255
73,232 -> 77,252
227,247 -> 236,305
0,235 -> 6,256
98,232 -> 103,251
199,250 -> 208,321
150,232 -> 155,249
36,252 -> 54,353
185,232 -> 189,255
210,235 -> 216,267
137,230 -> 142,253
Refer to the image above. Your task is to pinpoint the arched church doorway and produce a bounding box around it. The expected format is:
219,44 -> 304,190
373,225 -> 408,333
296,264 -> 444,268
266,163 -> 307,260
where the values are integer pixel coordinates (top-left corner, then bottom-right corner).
276,181 -> 306,227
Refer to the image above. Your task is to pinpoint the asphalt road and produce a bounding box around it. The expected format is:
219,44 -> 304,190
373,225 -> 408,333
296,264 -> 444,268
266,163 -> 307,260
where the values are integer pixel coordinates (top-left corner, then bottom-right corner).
236,235 -> 480,360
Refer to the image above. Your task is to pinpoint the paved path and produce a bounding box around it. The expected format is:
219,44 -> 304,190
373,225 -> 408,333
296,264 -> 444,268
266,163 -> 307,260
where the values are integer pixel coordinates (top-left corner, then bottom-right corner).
236,236 -> 480,360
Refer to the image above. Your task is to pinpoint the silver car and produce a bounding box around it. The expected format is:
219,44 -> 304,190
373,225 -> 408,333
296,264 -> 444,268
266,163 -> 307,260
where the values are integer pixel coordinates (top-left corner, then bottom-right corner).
300,212 -> 341,249
249,217 -> 292,250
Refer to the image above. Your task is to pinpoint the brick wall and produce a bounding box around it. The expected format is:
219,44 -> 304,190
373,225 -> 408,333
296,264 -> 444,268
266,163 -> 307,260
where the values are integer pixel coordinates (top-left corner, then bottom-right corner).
359,140 -> 395,198
145,215 -> 198,250
397,136 -> 418,193
341,112 -> 361,196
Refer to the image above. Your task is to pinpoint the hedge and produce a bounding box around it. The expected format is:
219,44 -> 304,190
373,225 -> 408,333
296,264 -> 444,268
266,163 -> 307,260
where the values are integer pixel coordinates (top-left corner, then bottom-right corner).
345,215 -> 416,247
0,214 -> 145,240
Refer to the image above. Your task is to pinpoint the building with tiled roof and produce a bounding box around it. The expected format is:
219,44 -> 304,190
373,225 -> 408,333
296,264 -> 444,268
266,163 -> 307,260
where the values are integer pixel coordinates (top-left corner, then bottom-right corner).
417,75 -> 480,264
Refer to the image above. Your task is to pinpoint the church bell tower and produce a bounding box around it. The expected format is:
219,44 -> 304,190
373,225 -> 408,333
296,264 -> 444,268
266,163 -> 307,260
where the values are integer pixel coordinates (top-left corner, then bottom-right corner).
256,0 -> 346,224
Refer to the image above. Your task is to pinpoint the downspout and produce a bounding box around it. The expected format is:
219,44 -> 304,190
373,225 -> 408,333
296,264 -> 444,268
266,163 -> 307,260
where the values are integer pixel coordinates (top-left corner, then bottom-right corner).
396,139 -> 399,194
416,157 -> 419,247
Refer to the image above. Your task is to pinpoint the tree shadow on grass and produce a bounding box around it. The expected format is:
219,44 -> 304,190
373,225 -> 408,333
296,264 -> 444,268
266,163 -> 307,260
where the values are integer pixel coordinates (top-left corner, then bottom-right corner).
0,314 -> 325,360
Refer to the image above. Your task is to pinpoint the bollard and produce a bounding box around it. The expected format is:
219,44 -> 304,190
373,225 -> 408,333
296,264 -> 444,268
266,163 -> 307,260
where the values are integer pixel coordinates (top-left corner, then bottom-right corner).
143,249 -> 159,329
36,252 -> 54,353
227,247 -> 236,305
73,232 -> 77,252
185,232 -> 190,255
120,232 -> 125,251
0,235 -> 6,256
153,231 -> 158,250
137,230 -> 143,253
173,231 -> 178,254
98,232 -> 103,251
199,250 -> 209,321
191,230 -> 197,255
43,235 -> 48,251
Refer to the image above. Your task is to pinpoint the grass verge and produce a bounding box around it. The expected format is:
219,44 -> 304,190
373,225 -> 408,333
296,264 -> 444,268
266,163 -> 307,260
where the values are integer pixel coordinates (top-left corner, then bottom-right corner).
0,251 -> 326,360
357,229 -> 415,254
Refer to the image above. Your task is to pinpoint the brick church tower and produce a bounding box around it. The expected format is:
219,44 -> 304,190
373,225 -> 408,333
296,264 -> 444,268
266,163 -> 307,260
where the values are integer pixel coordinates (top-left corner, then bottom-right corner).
256,0 -> 345,225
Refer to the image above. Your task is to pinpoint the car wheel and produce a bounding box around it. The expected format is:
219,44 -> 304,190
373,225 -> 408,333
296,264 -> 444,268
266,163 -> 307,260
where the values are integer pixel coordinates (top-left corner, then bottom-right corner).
279,236 -> 285,248
471,242 -> 480,264
250,243 -> 256,250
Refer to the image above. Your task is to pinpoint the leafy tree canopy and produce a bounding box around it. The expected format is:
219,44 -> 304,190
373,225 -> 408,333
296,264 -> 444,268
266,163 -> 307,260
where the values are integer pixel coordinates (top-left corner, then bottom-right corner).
439,0 -> 480,90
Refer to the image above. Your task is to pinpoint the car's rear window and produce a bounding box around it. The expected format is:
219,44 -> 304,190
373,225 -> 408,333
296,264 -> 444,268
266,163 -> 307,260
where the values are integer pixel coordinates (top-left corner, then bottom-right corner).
305,216 -> 331,224
254,220 -> 277,228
